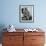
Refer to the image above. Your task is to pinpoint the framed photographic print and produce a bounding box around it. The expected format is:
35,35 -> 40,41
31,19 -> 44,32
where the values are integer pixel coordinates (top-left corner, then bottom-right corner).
19,5 -> 34,23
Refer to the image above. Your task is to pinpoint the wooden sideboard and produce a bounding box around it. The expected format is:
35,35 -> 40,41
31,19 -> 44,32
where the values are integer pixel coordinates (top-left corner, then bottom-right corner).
2,29 -> 45,46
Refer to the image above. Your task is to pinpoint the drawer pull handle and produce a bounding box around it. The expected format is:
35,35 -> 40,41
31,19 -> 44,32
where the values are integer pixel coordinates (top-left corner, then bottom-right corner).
9,38 -> 13,40
32,39 -> 36,40
9,38 -> 12,40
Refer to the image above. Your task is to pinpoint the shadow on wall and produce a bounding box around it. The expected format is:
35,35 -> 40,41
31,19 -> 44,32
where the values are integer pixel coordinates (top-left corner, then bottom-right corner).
0,24 -> 7,43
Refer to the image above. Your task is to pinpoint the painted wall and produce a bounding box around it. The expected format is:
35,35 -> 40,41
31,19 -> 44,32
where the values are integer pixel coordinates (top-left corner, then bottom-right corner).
0,0 -> 46,29
0,0 -> 46,43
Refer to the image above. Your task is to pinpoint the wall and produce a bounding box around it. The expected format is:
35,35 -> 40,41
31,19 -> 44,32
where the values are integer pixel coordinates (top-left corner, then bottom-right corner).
0,0 -> 46,43
0,0 -> 46,28
0,0 -> 46,29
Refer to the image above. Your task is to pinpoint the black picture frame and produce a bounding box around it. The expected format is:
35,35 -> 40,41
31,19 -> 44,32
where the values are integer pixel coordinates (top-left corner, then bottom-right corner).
19,5 -> 34,23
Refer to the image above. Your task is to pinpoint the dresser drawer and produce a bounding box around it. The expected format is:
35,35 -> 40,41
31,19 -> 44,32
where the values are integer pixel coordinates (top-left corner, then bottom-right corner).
3,36 -> 23,46
32,36 -> 45,44
3,44 -> 15,46
24,32 -> 44,36
3,35 -> 23,44
3,32 -> 23,36
3,43 -> 23,46
32,44 -> 44,46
